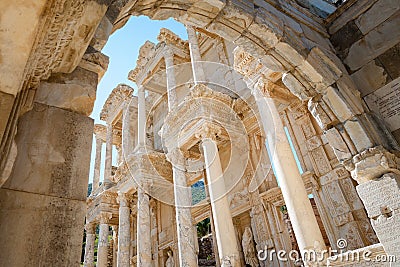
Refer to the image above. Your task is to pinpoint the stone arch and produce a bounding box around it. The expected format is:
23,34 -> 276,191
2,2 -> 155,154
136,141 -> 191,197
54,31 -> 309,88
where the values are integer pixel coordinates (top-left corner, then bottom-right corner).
2,0 -> 396,182
1,1 -> 400,266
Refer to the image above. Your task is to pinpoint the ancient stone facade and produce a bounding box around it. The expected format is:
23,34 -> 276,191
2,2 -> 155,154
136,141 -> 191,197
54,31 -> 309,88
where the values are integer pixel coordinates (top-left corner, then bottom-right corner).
1,0 -> 400,266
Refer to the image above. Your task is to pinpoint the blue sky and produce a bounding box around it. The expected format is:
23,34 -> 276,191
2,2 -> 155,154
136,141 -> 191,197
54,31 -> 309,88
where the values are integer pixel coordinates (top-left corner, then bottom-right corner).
88,16 -> 187,183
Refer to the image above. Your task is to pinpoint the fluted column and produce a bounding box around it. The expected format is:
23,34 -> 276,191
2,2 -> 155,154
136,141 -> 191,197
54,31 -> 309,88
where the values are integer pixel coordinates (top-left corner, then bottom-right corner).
196,123 -> 240,267
137,186 -> 152,267
117,193 -> 131,267
97,212 -> 112,267
251,80 -> 326,263
167,148 -> 198,266
83,223 -> 96,267
104,123 -> 113,182
186,25 -> 205,84
164,48 -> 178,111
93,136 -> 102,192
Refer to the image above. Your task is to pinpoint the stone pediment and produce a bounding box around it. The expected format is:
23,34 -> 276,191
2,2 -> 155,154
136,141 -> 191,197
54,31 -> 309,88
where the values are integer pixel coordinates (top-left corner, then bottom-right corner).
100,83 -> 134,122
129,29 -> 189,87
160,84 -> 246,152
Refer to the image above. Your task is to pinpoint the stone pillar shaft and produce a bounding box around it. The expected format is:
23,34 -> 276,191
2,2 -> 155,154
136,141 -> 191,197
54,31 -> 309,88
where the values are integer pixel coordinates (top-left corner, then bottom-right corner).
122,103 -> 134,156
105,123 -> 113,182
137,86 -> 146,149
137,187 -> 152,267
186,25 -> 205,84
117,194 -> 131,267
97,221 -> 110,267
93,137 -> 102,192
210,212 -> 221,267
170,148 -> 198,266
83,223 -> 96,267
255,92 -> 326,257
113,227 -> 119,267
164,48 -> 178,111
200,137 -> 240,267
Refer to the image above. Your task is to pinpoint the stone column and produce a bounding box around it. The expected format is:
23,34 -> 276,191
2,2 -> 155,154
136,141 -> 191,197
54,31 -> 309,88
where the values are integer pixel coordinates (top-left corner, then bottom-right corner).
164,47 -> 178,111
286,103 -> 378,249
186,25 -> 205,84
136,86 -> 146,152
98,212 -> 112,267
122,102 -> 135,157
104,123 -> 113,183
196,123 -> 240,267
113,226 -> 119,267
284,67 -> 400,258
137,186 -> 152,267
251,82 -> 326,261
93,136 -> 102,192
83,223 -> 96,267
117,193 -> 131,267
210,212 -> 221,267
166,148 -> 198,266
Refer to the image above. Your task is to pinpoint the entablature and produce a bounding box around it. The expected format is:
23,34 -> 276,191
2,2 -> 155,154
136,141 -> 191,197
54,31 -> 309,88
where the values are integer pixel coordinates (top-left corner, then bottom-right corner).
100,83 -> 134,123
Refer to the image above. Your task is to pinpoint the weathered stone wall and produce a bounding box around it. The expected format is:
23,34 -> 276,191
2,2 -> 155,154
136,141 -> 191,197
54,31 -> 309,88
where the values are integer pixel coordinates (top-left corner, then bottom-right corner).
0,103 -> 93,266
328,0 -> 400,142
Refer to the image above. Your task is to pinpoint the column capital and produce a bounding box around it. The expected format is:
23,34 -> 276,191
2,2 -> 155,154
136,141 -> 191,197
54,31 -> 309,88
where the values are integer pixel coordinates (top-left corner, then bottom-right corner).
94,134 -> 103,142
307,94 -> 337,130
106,121 -> 113,130
166,147 -> 186,169
163,46 -> 174,60
117,192 -> 131,207
85,223 -> 96,234
194,122 -> 222,142
253,76 -> 297,103
99,212 -> 112,224
185,24 -> 197,38
138,180 -> 152,194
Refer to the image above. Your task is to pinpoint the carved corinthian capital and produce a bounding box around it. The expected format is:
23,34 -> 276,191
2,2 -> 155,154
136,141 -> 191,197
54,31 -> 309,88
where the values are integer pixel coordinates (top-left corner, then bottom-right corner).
307,94 -> 337,130
194,122 -> 222,141
85,223 -> 96,234
117,193 -> 130,207
253,77 -> 296,103
166,147 -> 186,169
99,212 -> 113,224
